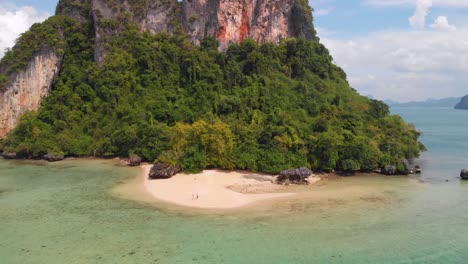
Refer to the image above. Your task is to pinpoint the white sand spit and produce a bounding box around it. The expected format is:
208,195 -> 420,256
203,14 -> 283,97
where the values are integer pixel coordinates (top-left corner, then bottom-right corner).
140,165 -> 298,209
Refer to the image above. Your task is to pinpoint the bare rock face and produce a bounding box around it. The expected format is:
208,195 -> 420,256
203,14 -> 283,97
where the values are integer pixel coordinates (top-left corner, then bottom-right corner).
56,0 -> 92,23
0,0 -> 316,139
382,165 -> 397,175
0,49 -> 61,138
128,155 -> 142,166
43,153 -> 65,162
57,0 -> 316,63
1,151 -> 17,159
461,169 -> 468,180
277,167 -> 313,184
90,0 -> 180,64
183,0 -> 313,50
149,162 -> 182,179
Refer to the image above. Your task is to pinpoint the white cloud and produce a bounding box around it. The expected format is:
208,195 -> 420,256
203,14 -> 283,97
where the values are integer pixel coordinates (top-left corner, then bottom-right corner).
322,28 -> 468,101
430,16 -> 457,31
0,5 -> 50,59
409,0 -> 432,28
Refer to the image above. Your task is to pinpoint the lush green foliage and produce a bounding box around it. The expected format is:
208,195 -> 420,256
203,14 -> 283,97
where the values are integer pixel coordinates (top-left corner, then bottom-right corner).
0,74 -> 7,91
0,16 -> 76,75
55,0 -> 92,18
1,21 -> 425,173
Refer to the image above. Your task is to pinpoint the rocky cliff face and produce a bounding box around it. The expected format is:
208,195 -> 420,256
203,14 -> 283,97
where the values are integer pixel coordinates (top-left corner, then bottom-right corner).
0,0 -> 316,139
0,49 -> 61,138
56,0 -> 316,61
90,0 -> 180,64
182,0 -> 315,50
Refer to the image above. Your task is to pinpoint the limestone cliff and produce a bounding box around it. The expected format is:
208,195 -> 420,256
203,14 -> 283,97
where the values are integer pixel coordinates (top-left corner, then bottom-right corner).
182,0 -> 316,50
0,49 -> 61,138
56,0 -> 316,61
90,0 -> 181,64
0,0 -> 316,139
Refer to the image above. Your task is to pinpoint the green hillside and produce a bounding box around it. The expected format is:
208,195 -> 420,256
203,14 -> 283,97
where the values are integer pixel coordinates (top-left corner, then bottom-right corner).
0,17 -> 425,173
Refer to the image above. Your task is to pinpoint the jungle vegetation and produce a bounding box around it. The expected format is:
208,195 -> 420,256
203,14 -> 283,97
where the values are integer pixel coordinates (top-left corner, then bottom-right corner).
0,18 -> 425,173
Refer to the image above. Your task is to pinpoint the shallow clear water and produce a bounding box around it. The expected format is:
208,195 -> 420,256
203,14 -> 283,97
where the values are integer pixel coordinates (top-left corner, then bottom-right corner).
1,107 -> 468,264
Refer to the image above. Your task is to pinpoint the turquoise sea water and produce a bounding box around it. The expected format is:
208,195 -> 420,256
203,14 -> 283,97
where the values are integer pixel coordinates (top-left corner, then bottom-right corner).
1,107 -> 468,263
392,107 -> 468,182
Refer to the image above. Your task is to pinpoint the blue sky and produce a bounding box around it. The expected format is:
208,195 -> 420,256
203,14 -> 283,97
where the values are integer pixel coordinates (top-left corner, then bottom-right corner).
0,0 -> 467,101
313,1 -> 468,38
312,0 -> 468,101
315,2 -> 413,37
6,0 -> 57,12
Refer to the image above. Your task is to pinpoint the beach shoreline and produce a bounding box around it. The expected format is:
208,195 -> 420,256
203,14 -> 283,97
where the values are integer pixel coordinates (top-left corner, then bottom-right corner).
112,162 -> 416,213
138,164 -> 305,209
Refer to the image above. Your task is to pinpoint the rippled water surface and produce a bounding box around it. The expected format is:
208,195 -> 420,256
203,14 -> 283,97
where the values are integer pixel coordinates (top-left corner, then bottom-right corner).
1,107 -> 468,263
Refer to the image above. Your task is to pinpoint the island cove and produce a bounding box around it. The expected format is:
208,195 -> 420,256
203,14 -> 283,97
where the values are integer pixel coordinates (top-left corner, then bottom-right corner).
0,0 -> 424,178
0,153 -> 417,211
116,164 -> 299,210
119,158 -> 423,210
2,106 -> 468,263
0,152 -> 427,211
2,0 -> 468,262
111,160 -> 408,211
2,158 -> 428,211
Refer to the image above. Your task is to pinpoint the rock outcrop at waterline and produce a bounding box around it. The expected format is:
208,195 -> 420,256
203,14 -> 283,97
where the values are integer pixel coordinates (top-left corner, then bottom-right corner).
43,153 -> 65,162
0,49 -> 61,138
382,165 -> 397,175
277,167 -> 313,184
128,155 -> 142,166
461,169 -> 468,180
1,151 -> 17,159
149,163 -> 182,179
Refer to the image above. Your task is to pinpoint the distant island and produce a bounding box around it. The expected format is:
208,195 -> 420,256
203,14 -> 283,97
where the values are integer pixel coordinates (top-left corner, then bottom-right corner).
386,97 -> 461,108
454,95 -> 468,110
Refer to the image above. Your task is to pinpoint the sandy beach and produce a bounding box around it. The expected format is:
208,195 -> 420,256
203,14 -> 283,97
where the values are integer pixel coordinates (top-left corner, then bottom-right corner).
138,165 -> 320,209
112,164 -> 407,212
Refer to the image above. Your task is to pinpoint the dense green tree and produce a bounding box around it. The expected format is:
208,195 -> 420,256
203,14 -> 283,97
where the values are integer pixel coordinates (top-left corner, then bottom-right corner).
0,19 -> 425,174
